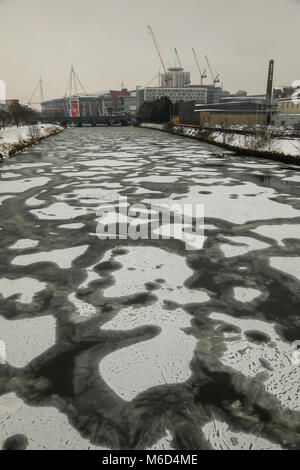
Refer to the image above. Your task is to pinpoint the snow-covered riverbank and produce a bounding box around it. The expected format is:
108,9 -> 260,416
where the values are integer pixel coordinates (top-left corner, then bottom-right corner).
0,124 -> 63,159
140,123 -> 300,163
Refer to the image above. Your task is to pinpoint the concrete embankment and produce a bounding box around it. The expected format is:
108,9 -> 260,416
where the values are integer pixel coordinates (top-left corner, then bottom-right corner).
140,122 -> 300,165
0,124 -> 64,160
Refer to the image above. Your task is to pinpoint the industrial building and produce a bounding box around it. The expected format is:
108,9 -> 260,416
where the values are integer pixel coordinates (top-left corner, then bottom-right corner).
179,99 -> 267,126
271,97 -> 300,128
0,100 -> 21,126
0,99 -> 20,113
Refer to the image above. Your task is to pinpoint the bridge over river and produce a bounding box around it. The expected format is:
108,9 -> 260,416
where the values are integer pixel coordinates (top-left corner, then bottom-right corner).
40,114 -> 132,127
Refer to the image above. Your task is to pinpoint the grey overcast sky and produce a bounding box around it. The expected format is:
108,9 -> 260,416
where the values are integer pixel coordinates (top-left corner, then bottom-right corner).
0,0 -> 299,103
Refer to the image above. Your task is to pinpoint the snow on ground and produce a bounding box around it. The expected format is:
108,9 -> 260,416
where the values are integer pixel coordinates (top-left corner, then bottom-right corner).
211,131 -> 300,157
0,124 -> 63,157
140,123 -> 300,158
179,126 -> 300,157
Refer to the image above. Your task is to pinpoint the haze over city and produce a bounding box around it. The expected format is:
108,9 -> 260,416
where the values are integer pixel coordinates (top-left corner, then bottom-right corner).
1,0 -> 300,103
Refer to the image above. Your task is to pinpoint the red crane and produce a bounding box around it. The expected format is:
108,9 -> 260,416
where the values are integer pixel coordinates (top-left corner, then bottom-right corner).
147,25 -> 170,87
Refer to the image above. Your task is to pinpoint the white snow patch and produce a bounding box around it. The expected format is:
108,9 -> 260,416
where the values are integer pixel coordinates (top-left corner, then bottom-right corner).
210,312 -> 300,411
31,202 -> 89,220
9,239 -> 39,250
233,287 -> 262,303
0,315 -> 55,368
12,245 -> 89,270
0,277 -> 46,303
202,420 -> 281,450
58,223 -> 85,230
252,224 -> 300,246
100,302 -> 197,401
0,393 -> 107,450
270,257 -> 300,281
220,236 -> 269,258
0,177 -> 50,194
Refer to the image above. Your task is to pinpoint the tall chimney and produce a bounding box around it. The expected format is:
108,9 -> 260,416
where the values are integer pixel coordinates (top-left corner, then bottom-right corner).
266,59 -> 274,125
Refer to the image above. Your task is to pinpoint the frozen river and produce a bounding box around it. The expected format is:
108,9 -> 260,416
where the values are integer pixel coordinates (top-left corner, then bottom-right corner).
0,126 -> 300,450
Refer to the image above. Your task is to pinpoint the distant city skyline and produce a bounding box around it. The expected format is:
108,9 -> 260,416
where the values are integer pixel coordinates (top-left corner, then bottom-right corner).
0,0 -> 299,103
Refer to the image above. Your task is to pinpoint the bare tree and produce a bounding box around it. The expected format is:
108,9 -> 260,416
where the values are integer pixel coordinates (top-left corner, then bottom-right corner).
28,125 -> 41,140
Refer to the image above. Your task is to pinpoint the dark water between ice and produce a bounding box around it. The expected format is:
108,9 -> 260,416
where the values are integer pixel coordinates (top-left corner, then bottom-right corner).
0,127 -> 300,450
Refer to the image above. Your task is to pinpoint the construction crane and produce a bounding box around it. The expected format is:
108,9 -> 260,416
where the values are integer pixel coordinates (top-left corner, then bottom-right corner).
205,55 -> 220,87
147,25 -> 170,87
174,48 -> 182,68
192,48 -> 206,85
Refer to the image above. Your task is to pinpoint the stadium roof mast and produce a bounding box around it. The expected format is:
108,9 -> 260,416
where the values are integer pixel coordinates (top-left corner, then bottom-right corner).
192,48 -> 207,86
64,65 -> 87,98
63,66 -> 87,118
28,77 -> 44,106
147,25 -> 170,87
205,55 -> 220,87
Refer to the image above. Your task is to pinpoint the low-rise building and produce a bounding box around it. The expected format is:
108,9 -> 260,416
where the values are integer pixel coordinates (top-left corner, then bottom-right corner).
277,98 -> 300,114
178,100 -> 267,126
118,95 -> 136,116
271,98 -> 300,128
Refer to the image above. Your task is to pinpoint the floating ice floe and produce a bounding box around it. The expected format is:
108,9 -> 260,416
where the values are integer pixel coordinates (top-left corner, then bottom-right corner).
79,158 -> 138,168
56,187 -> 121,206
99,246 -> 209,400
58,223 -> 85,230
9,239 -> 39,250
233,287 -> 262,303
0,314 -> 55,368
100,302 -> 197,401
202,420 -> 281,450
269,257 -> 300,281
102,246 -> 210,304
0,393 -> 107,450
0,277 -> 46,303
1,172 -> 22,179
252,224 -> 300,246
210,312 -> 300,411
125,175 -> 179,184
144,182 -> 300,224
153,223 -> 205,251
0,163 -> 52,171
0,177 -> 50,194
25,195 -> 45,207
31,202 -> 90,220
12,245 -> 89,270
220,236 -> 270,258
